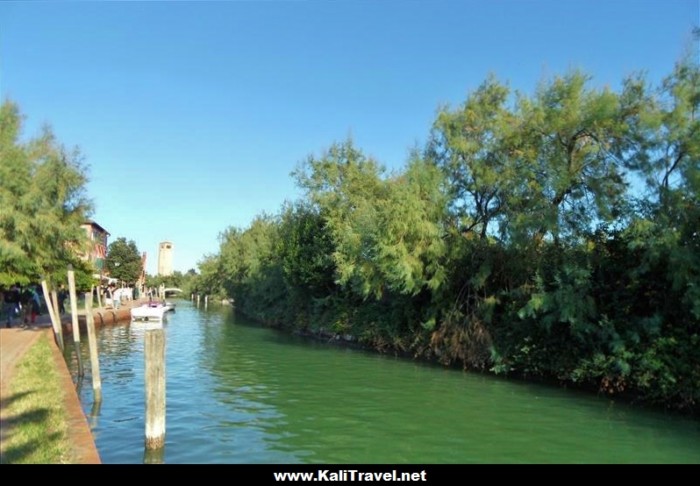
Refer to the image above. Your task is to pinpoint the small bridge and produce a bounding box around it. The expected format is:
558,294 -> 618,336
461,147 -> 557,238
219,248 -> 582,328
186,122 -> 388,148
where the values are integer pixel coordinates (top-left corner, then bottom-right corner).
163,288 -> 183,297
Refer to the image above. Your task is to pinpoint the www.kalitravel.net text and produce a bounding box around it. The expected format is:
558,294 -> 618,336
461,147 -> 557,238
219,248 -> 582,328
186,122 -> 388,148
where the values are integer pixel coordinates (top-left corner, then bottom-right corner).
273,469 -> 428,482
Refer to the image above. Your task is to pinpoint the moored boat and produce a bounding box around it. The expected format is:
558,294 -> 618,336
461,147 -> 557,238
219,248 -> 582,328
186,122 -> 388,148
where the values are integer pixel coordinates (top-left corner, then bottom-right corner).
131,302 -> 168,322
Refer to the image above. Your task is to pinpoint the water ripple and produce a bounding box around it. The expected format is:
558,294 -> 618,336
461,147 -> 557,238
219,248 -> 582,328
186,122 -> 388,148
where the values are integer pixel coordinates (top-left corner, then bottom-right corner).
67,302 -> 700,464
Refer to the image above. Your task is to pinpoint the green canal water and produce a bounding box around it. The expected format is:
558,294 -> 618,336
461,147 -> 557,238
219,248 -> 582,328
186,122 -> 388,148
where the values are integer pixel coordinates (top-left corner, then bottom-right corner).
67,301 -> 699,464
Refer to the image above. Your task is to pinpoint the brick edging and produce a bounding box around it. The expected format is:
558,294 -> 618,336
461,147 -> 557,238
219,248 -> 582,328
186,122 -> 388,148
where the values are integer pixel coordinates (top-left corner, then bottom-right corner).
46,329 -> 101,464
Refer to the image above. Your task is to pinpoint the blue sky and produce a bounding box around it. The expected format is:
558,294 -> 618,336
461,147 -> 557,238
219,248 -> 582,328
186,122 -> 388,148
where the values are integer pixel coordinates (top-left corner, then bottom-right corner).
1,0 -> 697,274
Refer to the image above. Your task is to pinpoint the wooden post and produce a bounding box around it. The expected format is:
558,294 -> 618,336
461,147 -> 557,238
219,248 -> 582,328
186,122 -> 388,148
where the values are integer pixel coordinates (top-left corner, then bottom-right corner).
89,400 -> 102,429
96,284 -> 103,309
67,265 -> 84,377
191,293 -> 194,302
196,294 -> 201,307
41,279 -> 63,351
84,292 -> 102,402
145,328 -> 166,450
51,289 -> 60,329
143,446 -> 165,464
204,295 -> 208,309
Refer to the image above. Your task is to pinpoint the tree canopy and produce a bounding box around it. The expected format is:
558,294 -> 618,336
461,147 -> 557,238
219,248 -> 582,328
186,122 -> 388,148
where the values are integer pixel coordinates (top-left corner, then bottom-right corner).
105,237 -> 142,285
0,100 -> 93,286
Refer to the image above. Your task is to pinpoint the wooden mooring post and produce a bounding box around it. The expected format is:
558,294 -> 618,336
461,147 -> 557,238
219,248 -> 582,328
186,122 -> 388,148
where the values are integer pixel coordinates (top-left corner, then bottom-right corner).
96,284 -> 103,308
143,446 -> 165,464
67,265 -> 84,377
145,328 -> 166,450
84,292 -> 102,402
204,295 -> 208,309
50,289 -> 60,331
41,279 -> 63,351
89,400 -> 102,429
196,294 -> 201,307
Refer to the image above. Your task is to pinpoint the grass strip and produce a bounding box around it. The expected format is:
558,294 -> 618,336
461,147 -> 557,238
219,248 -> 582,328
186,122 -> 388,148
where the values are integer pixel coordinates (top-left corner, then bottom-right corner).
1,334 -> 73,464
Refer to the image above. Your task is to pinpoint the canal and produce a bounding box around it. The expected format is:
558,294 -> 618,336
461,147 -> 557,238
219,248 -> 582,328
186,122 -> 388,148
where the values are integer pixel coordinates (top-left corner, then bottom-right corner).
66,301 -> 699,463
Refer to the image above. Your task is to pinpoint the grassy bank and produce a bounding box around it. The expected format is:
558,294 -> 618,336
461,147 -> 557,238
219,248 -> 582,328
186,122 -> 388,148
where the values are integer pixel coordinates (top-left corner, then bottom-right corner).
1,334 -> 72,464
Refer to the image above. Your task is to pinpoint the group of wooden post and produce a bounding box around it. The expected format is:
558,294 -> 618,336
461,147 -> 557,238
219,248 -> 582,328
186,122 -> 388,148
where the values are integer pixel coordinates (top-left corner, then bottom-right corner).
191,293 -> 208,309
40,267 -> 101,400
41,266 -> 165,452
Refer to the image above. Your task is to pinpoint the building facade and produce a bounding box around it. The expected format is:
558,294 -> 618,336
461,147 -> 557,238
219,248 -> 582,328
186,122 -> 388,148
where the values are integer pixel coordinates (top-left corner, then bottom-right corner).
80,221 -> 110,278
157,241 -> 174,276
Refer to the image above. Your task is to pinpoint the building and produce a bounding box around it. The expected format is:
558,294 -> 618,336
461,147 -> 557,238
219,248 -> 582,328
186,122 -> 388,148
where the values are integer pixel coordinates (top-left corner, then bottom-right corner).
157,241 -> 174,276
80,221 -> 110,278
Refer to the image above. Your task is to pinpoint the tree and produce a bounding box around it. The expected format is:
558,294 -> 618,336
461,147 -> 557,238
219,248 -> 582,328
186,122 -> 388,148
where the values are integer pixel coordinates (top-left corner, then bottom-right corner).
428,75 -> 516,240
278,201 -> 336,299
293,139 -> 389,298
623,49 -> 699,212
367,155 -> 448,297
192,254 -> 225,297
200,216 -> 288,321
0,100 -> 93,286
105,237 -> 142,284
53,259 -> 98,292
430,72 -> 631,246
511,71 -> 629,245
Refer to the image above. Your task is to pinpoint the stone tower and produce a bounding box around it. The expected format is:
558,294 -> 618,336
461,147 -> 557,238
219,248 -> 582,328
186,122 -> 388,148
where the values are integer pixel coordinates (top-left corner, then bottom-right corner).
158,241 -> 174,276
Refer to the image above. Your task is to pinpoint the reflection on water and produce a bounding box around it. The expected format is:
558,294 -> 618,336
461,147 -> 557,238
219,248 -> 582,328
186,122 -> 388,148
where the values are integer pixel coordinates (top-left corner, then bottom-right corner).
88,400 -> 102,430
67,301 -> 700,464
143,446 -> 165,465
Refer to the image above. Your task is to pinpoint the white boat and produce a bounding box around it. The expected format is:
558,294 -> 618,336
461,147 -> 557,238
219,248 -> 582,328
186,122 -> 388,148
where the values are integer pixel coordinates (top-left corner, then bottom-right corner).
163,301 -> 176,312
131,303 -> 169,322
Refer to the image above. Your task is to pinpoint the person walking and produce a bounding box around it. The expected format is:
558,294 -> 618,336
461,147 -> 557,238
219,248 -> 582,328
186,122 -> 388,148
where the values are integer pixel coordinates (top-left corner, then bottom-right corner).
58,285 -> 68,314
21,285 -> 31,324
29,285 -> 41,324
20,284 -> 42,326
4,284 -> 21,328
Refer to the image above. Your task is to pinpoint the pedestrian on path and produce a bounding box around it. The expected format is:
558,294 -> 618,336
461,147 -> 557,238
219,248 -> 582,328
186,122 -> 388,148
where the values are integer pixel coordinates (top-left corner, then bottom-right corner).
21,285 -> 32,325
28,285 -> 41,324
19,284 -> 41,326
58,285 -> 68,314
4,284 -> 21,328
